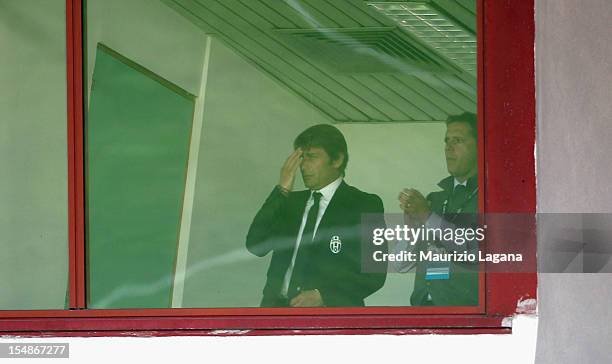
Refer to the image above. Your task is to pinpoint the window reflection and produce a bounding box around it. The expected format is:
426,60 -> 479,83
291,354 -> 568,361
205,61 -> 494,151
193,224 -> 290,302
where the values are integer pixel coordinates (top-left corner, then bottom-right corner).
85,0 -> 477,309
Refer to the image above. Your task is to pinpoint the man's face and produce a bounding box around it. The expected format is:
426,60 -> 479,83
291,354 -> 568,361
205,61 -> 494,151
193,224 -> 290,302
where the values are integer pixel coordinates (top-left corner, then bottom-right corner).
299,147 -> 342,190
445,122 -> 478,182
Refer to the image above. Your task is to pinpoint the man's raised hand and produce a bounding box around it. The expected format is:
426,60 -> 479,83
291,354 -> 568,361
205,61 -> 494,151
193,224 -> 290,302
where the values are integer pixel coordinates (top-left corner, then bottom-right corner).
398,188 -> 431,225
279,148 -> 303,191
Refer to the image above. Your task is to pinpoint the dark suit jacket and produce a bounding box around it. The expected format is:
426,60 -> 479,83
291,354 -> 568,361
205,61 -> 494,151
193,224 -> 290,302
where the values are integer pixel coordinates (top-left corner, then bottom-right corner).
410,175 -> 480,306
246,181 -> 387,307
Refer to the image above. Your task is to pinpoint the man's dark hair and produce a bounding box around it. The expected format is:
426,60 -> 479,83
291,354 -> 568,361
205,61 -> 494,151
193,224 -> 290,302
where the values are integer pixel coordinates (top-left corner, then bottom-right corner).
446,112 -> 478,140
294,124 -> 349,175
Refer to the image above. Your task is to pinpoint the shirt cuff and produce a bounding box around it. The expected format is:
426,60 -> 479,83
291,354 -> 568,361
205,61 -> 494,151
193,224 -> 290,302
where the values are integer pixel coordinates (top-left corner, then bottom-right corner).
275,184 -> 290,197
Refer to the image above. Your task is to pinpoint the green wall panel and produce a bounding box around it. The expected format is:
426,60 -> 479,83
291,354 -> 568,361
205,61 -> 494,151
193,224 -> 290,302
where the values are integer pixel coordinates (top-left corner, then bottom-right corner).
87,44 -> 194,308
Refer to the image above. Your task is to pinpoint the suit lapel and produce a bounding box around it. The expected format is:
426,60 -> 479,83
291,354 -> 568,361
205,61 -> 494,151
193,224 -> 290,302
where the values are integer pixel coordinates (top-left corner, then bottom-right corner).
288,190 -> 310,235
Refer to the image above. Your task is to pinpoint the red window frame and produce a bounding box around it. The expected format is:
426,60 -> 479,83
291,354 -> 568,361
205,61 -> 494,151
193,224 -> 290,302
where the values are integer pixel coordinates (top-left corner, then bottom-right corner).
0,0 -> 536,335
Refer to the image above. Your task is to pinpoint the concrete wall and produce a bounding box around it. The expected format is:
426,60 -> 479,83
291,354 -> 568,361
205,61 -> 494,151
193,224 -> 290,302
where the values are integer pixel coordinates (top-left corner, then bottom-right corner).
535,0 -> 612,362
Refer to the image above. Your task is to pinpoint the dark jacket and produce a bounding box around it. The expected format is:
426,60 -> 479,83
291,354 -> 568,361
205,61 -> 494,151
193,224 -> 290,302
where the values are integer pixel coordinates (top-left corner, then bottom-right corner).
246,181 -> 387,307
410,175 -> 480,306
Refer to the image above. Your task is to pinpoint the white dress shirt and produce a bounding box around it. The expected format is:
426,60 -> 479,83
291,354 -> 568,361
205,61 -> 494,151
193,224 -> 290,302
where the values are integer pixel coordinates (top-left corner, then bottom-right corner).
280,176 -> 343,297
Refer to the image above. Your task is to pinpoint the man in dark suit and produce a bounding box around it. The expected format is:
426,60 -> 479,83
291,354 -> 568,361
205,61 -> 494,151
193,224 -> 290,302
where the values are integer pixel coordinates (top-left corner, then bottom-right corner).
397,112 -> 479,306
246,124 -> 386,307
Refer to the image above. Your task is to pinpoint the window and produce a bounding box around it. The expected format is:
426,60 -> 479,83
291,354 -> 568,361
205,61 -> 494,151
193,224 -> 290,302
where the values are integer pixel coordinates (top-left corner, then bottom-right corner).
0,0 -> 69,311
0,0 -> 536,334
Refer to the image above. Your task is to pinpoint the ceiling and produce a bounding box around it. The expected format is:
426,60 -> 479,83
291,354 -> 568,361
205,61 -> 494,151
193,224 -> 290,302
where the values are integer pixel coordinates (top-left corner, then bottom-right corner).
162,0 -> 477,123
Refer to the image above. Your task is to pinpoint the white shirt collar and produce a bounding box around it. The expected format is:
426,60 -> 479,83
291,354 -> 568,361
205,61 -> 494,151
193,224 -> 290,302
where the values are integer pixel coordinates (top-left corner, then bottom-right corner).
312,176 -> 343,202
454,178 -> 467,188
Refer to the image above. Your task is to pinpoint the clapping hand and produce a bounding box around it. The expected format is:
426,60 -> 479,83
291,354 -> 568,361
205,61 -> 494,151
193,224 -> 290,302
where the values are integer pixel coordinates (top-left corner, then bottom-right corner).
398,188 -> 431,225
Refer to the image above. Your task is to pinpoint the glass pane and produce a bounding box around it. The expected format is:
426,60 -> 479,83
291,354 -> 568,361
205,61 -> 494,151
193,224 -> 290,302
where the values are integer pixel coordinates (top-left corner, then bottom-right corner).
85,0 -> 478,309
0,0 -> 69,310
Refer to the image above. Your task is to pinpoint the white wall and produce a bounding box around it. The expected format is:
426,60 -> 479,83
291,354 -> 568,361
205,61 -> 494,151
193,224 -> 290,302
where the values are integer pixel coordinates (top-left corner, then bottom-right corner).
338,122 -> 447,306
86,0 -> 206,97
0,317 -> 538,364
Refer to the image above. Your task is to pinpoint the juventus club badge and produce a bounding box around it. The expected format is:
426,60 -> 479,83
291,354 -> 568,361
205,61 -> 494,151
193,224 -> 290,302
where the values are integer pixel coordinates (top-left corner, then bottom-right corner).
329,236 -> 342,254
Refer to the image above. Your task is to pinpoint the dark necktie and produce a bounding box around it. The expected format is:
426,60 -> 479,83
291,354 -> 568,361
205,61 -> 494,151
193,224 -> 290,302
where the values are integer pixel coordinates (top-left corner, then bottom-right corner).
288,192 -> 322,298
447,184 -> 467,213
302,192 -> 323,243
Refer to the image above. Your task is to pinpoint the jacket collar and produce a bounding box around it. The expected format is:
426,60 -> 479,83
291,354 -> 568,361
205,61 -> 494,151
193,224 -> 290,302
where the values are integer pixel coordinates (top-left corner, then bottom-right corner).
325,180 -> 351,209
311,176 -> 343,203
438,174 -> 478,194
292,179 -> 350,211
